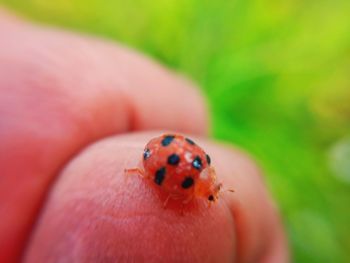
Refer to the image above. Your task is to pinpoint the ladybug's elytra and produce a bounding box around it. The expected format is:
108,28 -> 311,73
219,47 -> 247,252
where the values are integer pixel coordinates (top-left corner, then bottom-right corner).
125,134 -> 230,207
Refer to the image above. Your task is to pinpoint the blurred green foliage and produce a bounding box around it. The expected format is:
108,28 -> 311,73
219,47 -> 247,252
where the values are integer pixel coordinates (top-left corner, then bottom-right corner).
1,0 -> 349,262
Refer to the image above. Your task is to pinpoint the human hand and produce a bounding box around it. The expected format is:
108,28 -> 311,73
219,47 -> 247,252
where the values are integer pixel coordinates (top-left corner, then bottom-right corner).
0,9 -> 288,263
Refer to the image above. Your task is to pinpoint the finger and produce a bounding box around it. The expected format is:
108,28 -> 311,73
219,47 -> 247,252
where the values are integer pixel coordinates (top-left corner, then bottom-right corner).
24,132 -> 288,263
0,11 -> 207,262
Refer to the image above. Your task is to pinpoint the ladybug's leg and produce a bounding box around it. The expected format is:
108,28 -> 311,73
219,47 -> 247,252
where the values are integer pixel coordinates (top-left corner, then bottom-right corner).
163,194 -> 172,209
180,204 -> 185,216
124,167 -> 146,178
207,200 -> 212,208
163,194 -> 182,208
179,194 -> 194,216
182,194 -> 194,205
208,166 -> 217,181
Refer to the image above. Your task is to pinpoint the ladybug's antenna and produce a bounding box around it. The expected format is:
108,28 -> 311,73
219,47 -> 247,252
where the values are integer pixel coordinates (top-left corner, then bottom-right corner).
219,188 -> 235,197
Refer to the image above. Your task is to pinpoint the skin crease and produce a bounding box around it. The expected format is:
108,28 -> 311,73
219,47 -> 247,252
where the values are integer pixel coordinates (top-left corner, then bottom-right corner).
0,9 -> 288,263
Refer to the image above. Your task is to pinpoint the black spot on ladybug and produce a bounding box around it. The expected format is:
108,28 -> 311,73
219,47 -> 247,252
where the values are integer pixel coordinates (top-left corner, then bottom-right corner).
143,148 -> 151,160
154,167 -> 166,185
161,135 -> 175,146
192,156 -> 202,170
181,176 -> 194,189
206,154 -> 211,165
167,154 -> 180,165
185,137 -> 195,145
208,195 -> 214,201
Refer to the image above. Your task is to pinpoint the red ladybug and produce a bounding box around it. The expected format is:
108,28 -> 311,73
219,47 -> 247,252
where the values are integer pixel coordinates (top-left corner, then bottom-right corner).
125,134 -> 230,206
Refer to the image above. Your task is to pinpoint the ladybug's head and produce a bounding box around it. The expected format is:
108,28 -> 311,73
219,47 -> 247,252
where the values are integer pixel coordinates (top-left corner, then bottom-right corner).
195,166 -> 222,202
207,182 -> 222,202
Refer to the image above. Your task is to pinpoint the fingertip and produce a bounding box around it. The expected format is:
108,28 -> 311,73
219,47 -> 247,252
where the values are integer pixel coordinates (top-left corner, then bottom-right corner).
24,132 -> 289,263
24,132 -> 235,262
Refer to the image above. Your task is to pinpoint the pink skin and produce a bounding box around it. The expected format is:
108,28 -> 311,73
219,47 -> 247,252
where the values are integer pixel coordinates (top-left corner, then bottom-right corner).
0,8 -> 289,263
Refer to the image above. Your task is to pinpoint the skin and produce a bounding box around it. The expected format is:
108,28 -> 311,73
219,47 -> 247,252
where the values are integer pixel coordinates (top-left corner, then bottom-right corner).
0,8 -> 289,263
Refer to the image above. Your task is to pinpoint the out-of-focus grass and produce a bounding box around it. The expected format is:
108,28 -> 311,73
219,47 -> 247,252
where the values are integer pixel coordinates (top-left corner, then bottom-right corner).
1,0 -> 350,262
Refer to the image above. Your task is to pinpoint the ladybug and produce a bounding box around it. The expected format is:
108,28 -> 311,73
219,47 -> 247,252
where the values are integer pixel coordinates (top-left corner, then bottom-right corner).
125,134 -> 230,207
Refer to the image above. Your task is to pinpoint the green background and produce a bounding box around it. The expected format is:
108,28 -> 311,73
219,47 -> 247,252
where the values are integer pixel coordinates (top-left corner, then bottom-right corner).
2,1 -> 350,262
